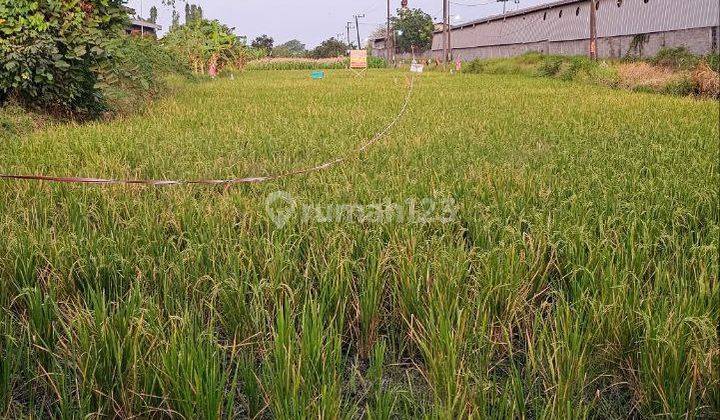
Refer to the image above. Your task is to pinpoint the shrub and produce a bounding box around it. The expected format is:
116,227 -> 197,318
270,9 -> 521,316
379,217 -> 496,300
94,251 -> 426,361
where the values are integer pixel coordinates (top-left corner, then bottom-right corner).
103,37 -> 186,90
705,53 -> 720,73
0,0 -> 128,118
586,62 -> 621,88
536,56 -> 564,77
693,62 -> 719,98
368,56 -> 388,68
162,19 -> 246,75
96,36 -> 188,110
462,59 -> 486,74
651,47 -> 700,71
662,77 -> 697,96
555,57 -> 588,81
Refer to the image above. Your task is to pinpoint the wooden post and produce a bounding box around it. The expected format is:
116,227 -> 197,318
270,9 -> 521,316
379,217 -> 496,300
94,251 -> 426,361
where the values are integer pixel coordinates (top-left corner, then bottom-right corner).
447,0 -> 452,61
589,0 -> 597,59
443,0 -> 447,65
387,0 -> 392,63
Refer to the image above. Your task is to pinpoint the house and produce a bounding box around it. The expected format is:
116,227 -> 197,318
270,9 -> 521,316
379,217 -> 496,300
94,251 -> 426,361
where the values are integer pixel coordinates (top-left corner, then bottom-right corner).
123,6 -> 162,38
371,36 -> 388,58
432,0 -> 719,61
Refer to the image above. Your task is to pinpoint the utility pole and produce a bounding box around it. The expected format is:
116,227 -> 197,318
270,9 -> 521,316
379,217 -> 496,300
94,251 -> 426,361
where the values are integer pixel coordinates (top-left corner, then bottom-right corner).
443,0 -> 453,63
589,0 -> 598,59
354,14 -> 365,49
443,0 -> 448,64
346,21 -> 353,46
140,0 -> 144,37
387,0 -> 392,63
498,0 -> 509,21
448,0 -> 452,62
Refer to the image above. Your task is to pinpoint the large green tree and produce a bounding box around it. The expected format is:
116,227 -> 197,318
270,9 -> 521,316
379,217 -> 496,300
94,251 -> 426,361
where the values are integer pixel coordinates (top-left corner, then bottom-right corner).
391,8 -> 434,54
0,0 -> 128,116
309,37 -> 349,59
273,39 -> 306,57
184,3 -> 202,25
149,6 -> 158,24
250,35 -> 274,54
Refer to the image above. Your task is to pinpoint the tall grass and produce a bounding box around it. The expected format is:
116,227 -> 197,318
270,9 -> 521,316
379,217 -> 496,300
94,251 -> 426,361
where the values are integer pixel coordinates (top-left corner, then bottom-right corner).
0,69 -> 717,418
462,51 -> 720,97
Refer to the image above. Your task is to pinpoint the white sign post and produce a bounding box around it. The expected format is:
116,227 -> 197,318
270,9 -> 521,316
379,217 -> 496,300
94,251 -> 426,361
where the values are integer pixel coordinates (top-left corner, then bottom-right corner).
410,63 -> 424,73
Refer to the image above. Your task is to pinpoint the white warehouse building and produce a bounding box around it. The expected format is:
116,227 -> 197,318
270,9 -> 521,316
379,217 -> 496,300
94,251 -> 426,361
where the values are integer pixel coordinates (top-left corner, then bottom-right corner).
374,0 -> 720,60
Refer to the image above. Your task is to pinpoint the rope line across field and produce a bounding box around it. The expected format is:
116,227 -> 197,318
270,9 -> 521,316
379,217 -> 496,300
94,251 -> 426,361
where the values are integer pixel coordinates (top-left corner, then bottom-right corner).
0,75 -> 416,188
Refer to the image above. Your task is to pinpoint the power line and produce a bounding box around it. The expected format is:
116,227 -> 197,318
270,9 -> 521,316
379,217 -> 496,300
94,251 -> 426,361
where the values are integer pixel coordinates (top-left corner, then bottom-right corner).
449,1 -> 495,7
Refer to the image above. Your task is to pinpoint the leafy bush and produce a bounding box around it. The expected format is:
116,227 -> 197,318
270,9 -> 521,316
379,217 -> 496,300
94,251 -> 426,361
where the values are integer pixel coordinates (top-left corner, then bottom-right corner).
662,77 -> 697,96
162,19 -> 246,74
705,53 -> 720,73
97,36 -> 188,107
651,47 -> 700,71
536,56 -> 564,77
368,56 -> 388,68
0,0 -> 128,117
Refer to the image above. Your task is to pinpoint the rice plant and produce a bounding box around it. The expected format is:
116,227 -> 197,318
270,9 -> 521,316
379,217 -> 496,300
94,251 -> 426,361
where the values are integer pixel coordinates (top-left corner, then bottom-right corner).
0,69 -> 717,418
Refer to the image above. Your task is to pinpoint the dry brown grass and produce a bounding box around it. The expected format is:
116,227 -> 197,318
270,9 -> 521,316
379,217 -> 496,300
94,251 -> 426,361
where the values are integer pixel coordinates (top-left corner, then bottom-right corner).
616,62 -> 688,91
693,62 -> 720,98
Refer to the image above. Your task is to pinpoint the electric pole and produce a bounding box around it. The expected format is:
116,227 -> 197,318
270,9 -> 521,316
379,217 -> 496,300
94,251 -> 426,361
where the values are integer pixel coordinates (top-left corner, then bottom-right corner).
354,14 -> 365,49
443,0 -> 454,64
387,0 -> 392,63
140,0 -> 144,37
443,0 -> 448,64
498,0 -> 509,21
589,0 -> 597,59
448,0 -> 452,62
346,21 -> 353,46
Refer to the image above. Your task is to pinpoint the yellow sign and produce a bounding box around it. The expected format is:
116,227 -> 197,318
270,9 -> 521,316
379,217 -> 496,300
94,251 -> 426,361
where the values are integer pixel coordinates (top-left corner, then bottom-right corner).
349,50 -> 368,69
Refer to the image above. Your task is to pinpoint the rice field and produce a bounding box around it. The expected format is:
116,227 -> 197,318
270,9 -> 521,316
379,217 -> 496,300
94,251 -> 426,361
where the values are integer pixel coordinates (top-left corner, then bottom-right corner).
0,69 -> 718,418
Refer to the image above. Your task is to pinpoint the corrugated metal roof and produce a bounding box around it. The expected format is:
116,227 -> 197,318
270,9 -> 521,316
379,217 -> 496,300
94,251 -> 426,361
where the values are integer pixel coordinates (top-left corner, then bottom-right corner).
129,19 -> 162,31
443,0 -> 584,31
433,0 -> 719,50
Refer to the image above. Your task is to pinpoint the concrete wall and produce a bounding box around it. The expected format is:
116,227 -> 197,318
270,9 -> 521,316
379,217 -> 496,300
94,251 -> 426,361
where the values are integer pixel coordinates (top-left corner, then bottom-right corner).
597,27 -> 715,59
437,27 -> 717,62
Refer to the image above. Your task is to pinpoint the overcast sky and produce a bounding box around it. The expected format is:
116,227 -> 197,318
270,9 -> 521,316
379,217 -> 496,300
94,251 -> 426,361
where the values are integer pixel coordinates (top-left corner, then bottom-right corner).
127,0 -> 550,48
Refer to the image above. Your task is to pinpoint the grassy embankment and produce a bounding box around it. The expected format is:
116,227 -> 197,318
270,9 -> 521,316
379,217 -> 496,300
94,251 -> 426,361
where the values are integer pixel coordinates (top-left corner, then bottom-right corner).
0,69 -> 717,418
462,49 -> 720,97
